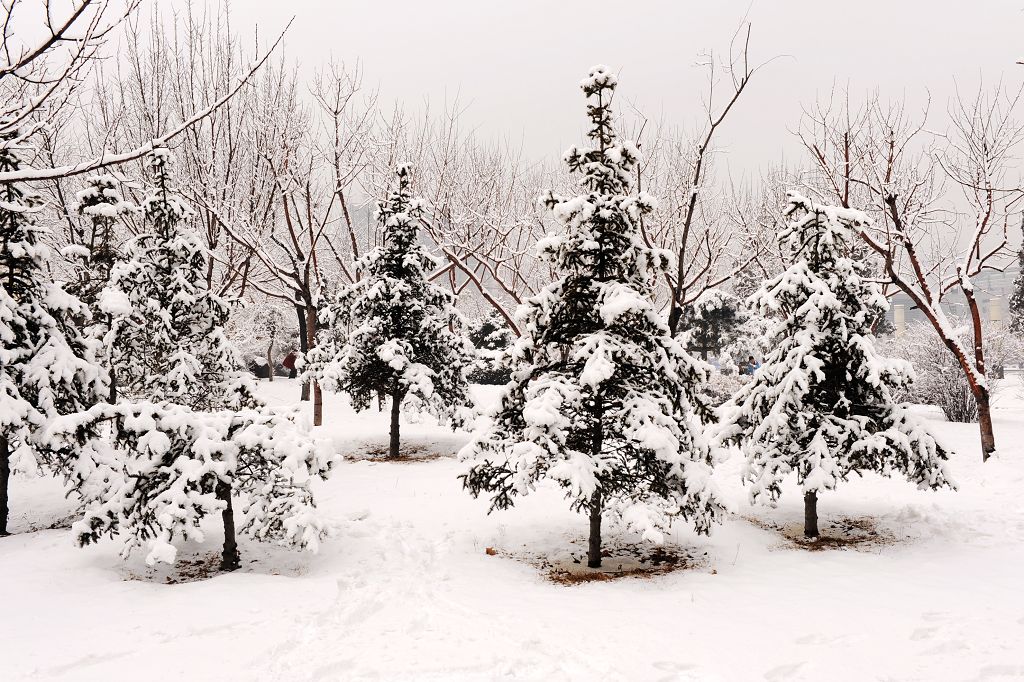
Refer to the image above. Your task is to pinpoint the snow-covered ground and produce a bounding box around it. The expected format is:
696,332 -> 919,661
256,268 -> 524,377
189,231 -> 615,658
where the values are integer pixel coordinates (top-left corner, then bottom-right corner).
3,378 -> 1024,681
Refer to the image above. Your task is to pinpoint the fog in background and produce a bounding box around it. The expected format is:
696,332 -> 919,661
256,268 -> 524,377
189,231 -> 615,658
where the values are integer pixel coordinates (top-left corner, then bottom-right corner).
192,0 -> 1024,179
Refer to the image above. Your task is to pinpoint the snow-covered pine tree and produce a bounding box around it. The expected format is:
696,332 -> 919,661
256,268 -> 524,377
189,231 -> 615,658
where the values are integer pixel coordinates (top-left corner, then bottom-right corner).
101,148 -> 257,412
467,311 -> 515,385
461,66 -> 723,569
54,401 -> 336,568
307,164 -> 473,458
0,128 -> 106,535
67,174 -> 134,403
679,289 -> 747,361
91,148 -> 322,570
715,192 -> 954,538
68,174 -> 132,312
1008,222 -> 1024,335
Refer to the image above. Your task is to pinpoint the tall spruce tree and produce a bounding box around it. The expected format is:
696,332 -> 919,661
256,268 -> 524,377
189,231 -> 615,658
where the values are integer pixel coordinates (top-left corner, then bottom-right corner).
307,164 -> 473,458
715,192 -> 954,537
461,66 -> 723,568
0,129 -> 106,535
87,148 -> 327,570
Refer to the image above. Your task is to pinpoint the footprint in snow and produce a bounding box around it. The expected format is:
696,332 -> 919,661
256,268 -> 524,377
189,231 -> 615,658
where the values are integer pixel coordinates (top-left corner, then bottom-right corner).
764,662 -> 806,681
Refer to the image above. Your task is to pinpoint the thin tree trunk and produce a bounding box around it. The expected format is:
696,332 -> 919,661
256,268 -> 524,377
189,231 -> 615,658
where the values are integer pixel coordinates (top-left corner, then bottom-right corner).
296,304 -> 310,402
313,381 -> 323,427
587,489 -> 603,568
976,388 -> 996,461
966,294 -> 996,461
804,490 -> 819,538
306,305 -> 322,426
107,313 -> 118,403
266,340 -> 274,382
107,367 -> 117,404
389,385 -> 402,459
0,436 -> 10,536
587,409 -> 604,568
216,480 -> 240,571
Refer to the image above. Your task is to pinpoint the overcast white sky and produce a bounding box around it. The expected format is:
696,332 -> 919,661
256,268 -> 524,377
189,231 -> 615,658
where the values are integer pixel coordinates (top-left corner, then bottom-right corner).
209,1 -> 1022,178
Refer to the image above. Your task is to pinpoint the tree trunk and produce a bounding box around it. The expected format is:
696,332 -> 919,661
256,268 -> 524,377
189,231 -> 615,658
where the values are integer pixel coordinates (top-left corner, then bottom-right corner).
0,436 -> 10,536
216,480 -> 240,571
306,305 -> 322,426
389,386 -> 402,459
804,490 -> 819,539
976,388 -> 996,461
587,409 -> 605,568
587,489 -> 603,568
296,304 -> 310,402
107,313 -> 118,403
266,341 -> 274,383
107,367 -> 117,404
966,291 -> 996,461
313,381 -> 323,427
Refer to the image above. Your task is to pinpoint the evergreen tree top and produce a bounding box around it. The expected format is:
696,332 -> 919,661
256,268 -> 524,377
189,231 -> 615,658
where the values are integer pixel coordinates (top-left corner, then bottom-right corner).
375,162 -> 423,252
141,149 -> 193,232
76,174 -> 133,220
779,192 -> 870,266
540,65 -> 666,290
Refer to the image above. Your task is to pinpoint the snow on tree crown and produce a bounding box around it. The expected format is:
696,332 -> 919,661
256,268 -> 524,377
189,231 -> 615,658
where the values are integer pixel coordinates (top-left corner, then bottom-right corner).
377,162 -> 423,250
539,65 -> 665,285
781,191 -> 870,267
142,148 -> 192,226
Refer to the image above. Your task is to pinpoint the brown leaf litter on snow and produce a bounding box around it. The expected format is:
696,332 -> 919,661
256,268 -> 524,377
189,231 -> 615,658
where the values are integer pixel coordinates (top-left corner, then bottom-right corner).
487,536 -> 711,585
742,514 -> 899,552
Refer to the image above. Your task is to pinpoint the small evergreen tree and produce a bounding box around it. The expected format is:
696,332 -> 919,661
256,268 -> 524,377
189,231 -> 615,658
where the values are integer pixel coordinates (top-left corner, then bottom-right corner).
68,174 -> 132,312
467,311 -> 515,384
0,129 -> 106,535
679,289 -> 747,361
461,66 -> 723,568
716,192 -> 954,538
307,164 -> 473,458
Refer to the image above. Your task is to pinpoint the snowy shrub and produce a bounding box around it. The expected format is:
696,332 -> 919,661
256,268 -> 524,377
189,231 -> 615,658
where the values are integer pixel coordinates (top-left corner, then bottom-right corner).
701,370 -> 749,407
880,322 -> 1023,423
715,192 -> 954,538
461,66 -> 723,569
45,402 -> 336,566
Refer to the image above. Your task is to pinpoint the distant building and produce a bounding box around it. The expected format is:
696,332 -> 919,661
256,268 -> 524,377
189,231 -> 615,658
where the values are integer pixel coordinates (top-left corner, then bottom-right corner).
886,265 -> 1018,335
